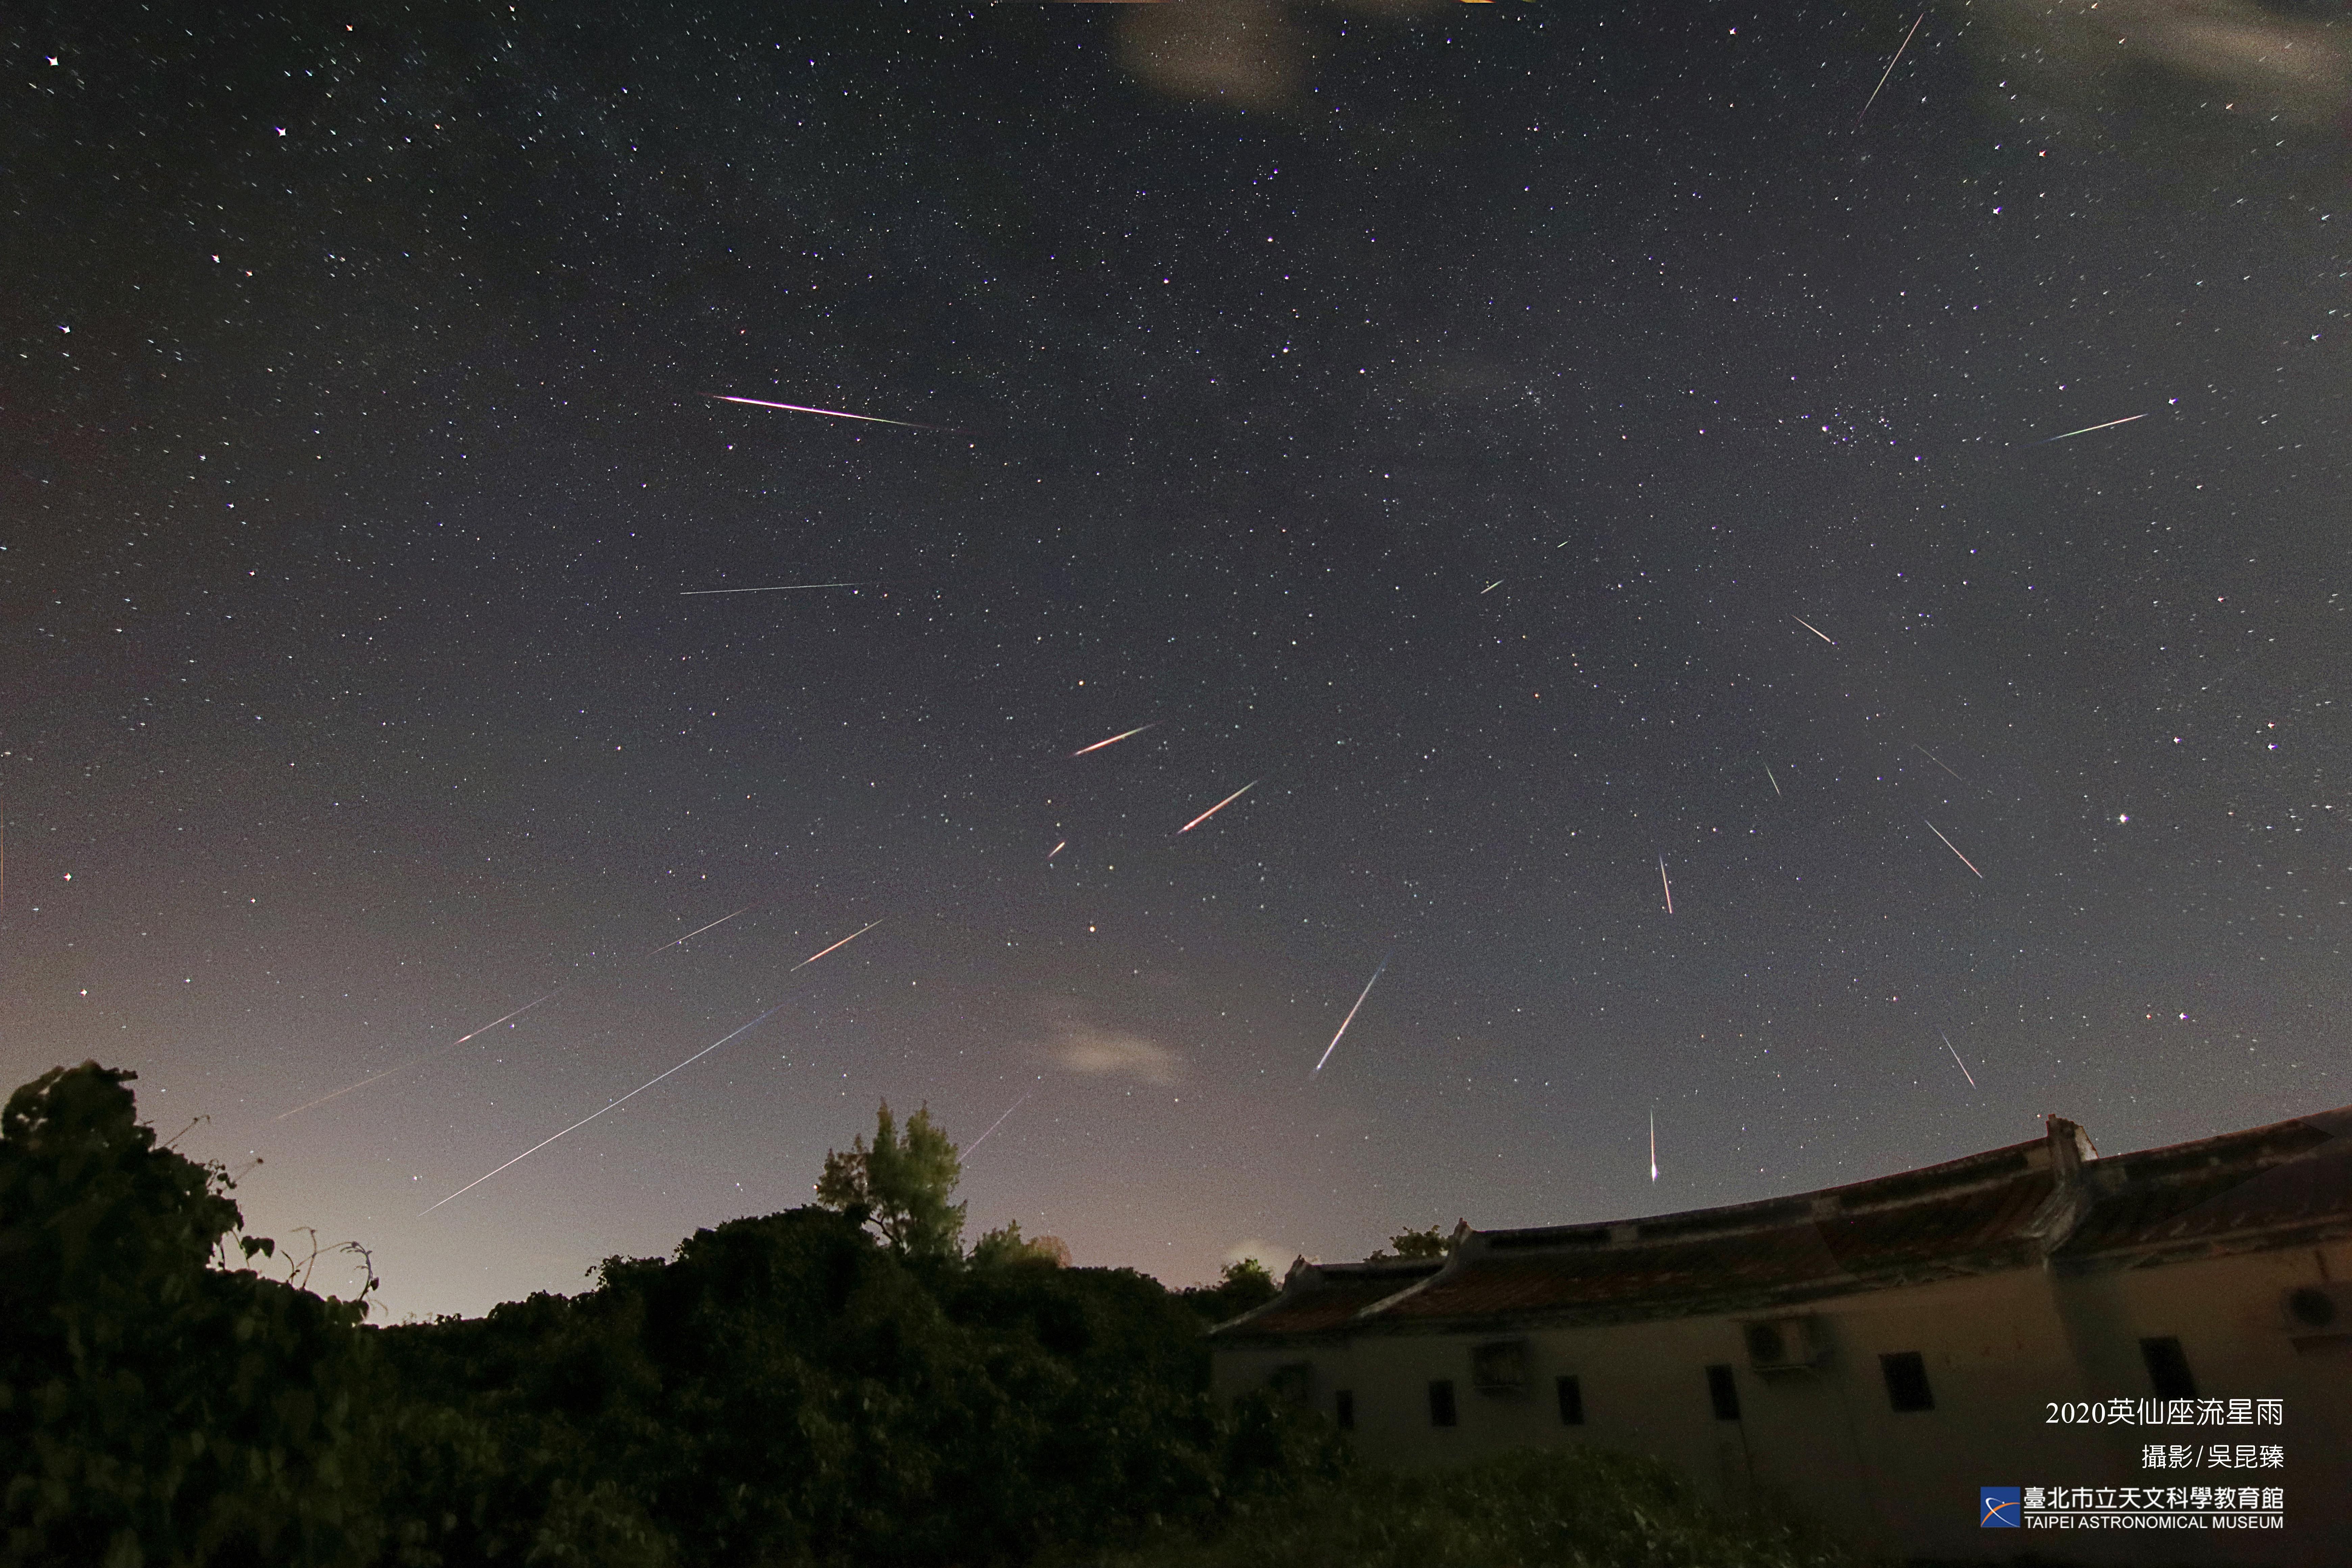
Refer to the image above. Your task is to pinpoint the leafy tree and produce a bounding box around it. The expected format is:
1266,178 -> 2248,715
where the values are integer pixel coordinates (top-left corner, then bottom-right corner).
968,1218 -> 1068,1269
814,1100 -> 966,1262
0,1063 -> 381,1567
1388,1225 -> 1449,1259
1367,1225 -> 1450,1262
1177,1258 -> 1278,1325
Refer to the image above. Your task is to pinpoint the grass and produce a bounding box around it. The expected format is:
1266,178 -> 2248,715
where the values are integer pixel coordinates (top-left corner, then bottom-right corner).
1086,1444 -> 1884,1568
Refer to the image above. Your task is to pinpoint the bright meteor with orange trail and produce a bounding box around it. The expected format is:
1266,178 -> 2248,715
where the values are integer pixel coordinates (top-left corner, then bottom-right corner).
1071,723 -> 1154,757
1177,780 -> 1257,833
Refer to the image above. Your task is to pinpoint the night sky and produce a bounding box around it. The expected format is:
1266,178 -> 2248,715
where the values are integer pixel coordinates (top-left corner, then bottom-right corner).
5,1 -> 2347,1323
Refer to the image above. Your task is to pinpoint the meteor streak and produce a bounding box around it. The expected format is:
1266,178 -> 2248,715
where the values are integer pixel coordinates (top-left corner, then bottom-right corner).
1941,1030 -> 1978,1088
1912,743 -> 1969,785
964,1091 -> 1032,1156
1923,818 -> 1984,878
706,393 -> 955,431
1071,723 -> 1154,757
1792,614 -> 1838,646
274,988 -> 563,1121
2038,414 -> 2145,444
1765,762 -> 1783,798
1481,580 -> 1503,594
1658,853 -> 1674,915
421,1001 -> 789,1215
645,905 -> 752,955
679,582 -> 874,595
1178,779 -> 1257,834
1857,12 -> 1925,126
1649,1110 -> 1659,1182
1048,840 -> 1066,860
1312,952 -> 1391,1075
791,918 -> 884,971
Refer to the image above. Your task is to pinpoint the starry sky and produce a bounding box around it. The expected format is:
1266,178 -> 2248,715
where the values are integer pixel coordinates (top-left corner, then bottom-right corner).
4,1 -> 2347,1322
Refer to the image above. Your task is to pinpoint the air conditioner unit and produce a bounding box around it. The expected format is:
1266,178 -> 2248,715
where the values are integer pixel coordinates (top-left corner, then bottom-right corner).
2280,1283 -> 2352,1336
1742,1315 -> 1825,1372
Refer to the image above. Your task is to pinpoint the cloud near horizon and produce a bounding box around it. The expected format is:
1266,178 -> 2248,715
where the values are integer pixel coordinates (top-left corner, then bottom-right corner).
1047,1011 -> 1182,1086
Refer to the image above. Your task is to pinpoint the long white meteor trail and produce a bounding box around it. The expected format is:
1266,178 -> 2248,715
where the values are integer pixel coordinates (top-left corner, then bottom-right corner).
1857,12 -> 1924,126
1923,818 -> 1985,878
1312,952 -> 1391,1076
964,1091 -> 1032,1157
1649,1110 -> 1659,1182
791,918 -> 884,971
1941,1030 -> 1978,1088
1071,723 -> 1154,757
2038,413 -> 2145,444
1793,614 -> 1838,646
274,988 -> 563,1122
679,582 -> 874,595
1658,853 -> 1674,915
645,905 -> 753,956
1178,780 -> 1257,834
706,393 -> 955,431
421,1001 -> 789,1215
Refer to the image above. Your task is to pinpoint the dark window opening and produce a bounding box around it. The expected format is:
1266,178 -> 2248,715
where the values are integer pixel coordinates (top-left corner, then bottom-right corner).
1705,1363 -> 1741,1422
1556,1374 -> 1584,1426
1881,1351 -> 1935,1412
1428,1378 -> 1457,1428
1334,1389 -> 1355,1431
2141,1336 -> 2198,1401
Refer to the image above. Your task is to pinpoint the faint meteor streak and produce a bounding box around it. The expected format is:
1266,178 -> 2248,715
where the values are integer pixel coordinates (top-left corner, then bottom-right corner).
1857,13 -> 1925,126
2037,413 -> 2145,444
1649,1110 -> 1659,1182
706,392 -> 956,431
1178,780 -> 1257,834
1311,952 -> 1391,1076
1481,580 -> 1503,594
679,582 -> 874,595
1923,818 -> 1985,878
964,1091 -> 1033,1156
1941,1030 -> 1978,1088
1071,723 -> 1155,757
421,1001 -> 789,1215
1658,853 -> 1674,915
1792,614 -> 1838,646
1912,743 -> 1969,785
1765,762 -> 1783,798
1048,840 -> 1066,860
791,918 -> 883,971
274,988 -> 563,1121
645,905 -> 752,955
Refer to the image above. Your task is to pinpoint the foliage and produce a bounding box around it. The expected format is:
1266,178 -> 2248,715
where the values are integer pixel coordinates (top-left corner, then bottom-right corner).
1385,1225 -> 1450,1259
968,1218 -> 1067,1269
814,1100 -> 967,1263
1091,1444 -> 1883,1568
378,1209 -> 1325,1567
0,1062 -> 382,1568
1174,1259 -> 1277,1325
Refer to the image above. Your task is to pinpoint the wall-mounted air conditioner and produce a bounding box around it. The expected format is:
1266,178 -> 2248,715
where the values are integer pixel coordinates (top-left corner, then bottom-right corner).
2281,1283 -> 2352,1338
1742,1315 -> 1826,1372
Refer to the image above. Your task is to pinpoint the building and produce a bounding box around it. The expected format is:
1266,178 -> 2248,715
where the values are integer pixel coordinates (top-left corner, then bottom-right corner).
1209,1107 -> 2352,1563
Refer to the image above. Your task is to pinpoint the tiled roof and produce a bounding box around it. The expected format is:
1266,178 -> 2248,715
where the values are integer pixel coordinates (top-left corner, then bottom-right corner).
1215,1105 -> 2352,1342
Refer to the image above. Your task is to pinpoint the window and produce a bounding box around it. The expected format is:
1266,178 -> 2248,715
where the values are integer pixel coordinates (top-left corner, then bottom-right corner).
1881,1351 -> 1934,1413
1472,1338 -> 1530,1392
1428,1378 -> 1458,1428
2141,1337 -> 2198,1401
1334,1389 -> 1355,1430
1556,1373 -> 1584,1426
1705,1363 -> 1741,1422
